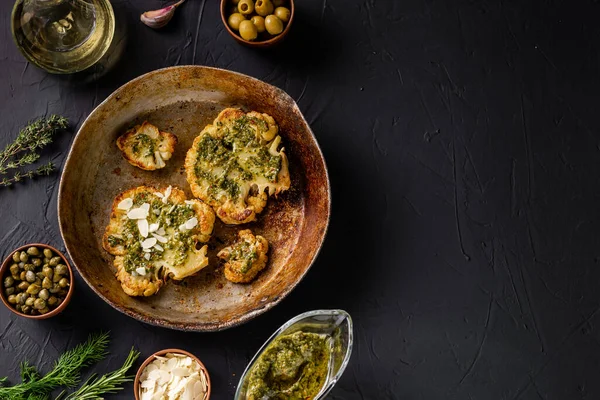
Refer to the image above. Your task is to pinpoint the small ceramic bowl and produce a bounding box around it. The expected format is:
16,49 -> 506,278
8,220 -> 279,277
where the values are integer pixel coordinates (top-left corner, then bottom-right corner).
220,0 -> 295,48
134,348 -> 211,400
235,309 -> 353,399
0,243 -> 74,319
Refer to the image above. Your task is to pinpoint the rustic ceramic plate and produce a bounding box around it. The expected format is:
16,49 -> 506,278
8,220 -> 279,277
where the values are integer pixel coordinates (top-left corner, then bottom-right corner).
58,66 -> 330,331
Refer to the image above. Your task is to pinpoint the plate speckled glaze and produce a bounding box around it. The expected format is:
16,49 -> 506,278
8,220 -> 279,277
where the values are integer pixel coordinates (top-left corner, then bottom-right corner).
58,66 -> 330,331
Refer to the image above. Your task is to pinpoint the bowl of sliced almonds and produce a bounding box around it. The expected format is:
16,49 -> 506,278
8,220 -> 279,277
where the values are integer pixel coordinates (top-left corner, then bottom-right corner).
134,348 -> 210,400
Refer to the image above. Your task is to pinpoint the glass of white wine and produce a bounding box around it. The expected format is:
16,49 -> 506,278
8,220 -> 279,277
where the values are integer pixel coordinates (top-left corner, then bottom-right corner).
11,0 -> 115,74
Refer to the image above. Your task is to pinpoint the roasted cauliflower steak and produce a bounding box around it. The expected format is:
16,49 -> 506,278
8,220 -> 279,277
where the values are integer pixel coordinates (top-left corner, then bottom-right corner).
218,229 -> 269,283
185,108 -> 290,225
103,185 -> 215,297
117,121 -> 177,170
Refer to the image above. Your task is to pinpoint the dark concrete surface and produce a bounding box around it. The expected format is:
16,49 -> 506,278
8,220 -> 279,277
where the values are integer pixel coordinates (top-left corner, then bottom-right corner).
2,0 -> 600,399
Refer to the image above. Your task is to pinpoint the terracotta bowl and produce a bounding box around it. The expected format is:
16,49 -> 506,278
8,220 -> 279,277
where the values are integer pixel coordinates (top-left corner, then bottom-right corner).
0,243 -> 74,319
134,348 -> 211,400
220,0 -> 295,47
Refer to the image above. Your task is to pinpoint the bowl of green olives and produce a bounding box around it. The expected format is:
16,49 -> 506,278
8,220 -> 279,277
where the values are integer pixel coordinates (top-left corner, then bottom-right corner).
221,0 -> 294,47
0,243 -> 74,319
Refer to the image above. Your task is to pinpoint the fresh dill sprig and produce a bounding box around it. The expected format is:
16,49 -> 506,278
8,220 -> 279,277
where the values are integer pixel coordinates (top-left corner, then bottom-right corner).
0,115 -> 67,187
56,348 -> 140,400
0,333 -> 109,400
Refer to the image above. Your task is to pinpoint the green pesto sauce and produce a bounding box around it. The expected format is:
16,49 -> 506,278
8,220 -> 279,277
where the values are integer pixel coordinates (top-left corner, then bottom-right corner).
131,133 -> 156,157
246,331 -> 331,400
195,116 -> 283,202
228,240 -> 258,274
119,193 -> 196,273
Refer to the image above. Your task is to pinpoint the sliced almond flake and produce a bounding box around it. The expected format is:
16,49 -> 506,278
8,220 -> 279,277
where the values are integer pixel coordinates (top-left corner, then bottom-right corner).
153,192 -> 164,198
154,244 -> 164,252
137,219 -> 149,238
144,253 -> 151,261
149,223 -> 160,233
127,207 -> 148,220
184,217 -> 198,230
179,224 -> 187,232
151,233 -> 168,243
171,367 -> 191,377
140,379 -> 155,389
141,203 -> 150,211
168,204 -> 176,213
141,237 -> 158,249
143,248 -> 151,253
157,227 -> 166,235
117,198 -> 133,210
147,369 -> 162,381
162,185 -> 172,204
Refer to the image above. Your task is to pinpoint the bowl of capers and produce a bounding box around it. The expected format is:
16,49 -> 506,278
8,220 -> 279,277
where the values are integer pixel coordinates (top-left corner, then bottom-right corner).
221,0 -> 294,47
0,243 -> 74,319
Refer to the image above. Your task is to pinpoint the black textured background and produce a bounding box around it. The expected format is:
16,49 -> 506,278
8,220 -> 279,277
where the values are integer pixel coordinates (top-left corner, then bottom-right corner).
2,0 -> 600,399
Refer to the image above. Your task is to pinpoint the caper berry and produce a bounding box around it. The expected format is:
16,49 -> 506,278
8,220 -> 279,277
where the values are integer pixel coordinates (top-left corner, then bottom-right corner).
12,252 -> 21,263
43,248 -> 53,259
274,6 -> 290,22
4,276 -> 14,288
44,258 -> 50,264
16,293 -> 27,305
26,247 -> 40,256
228,12 -> 246,31
255,0 -> 274,16
238,0 -> 254,15
58,278 -> 69,288
32,258 -> 42,267
5,287 -> 14,296
18,281 -> 30,291
24,264 -> 35,272
22,305 -> 31,314
25,271 -> 36,283
53,273 -> 62,283
49,257 -> 61,267
265,15 -> 283,35
38,289 -> 50,301
42,277 -> 53,289
25,297 -> 35,307
239,19 -> 258,40
15,304 -> 22,312
47,296 -> 58,306
33,298 -> 46,310
55,264 -> 68,276
49,284 -> 61,294
7,294 -> 17,304
251,15 -> 266,32
19,252 -> 28,263
10,264 -> 19,276
39,307 -> 50,315
26,284 -> 41,295
36,272 -> 45,280
19,271 -> 27,281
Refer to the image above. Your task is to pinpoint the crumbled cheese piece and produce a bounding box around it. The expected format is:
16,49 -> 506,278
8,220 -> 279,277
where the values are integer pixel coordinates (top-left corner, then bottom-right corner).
138,352 -> 208,400
136,267 -> 147,275
162,185 -> 172,204
117,198 -> 133,210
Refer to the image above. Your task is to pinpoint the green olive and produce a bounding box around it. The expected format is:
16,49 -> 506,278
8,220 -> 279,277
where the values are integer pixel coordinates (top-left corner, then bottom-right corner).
33,298 -> 46,310
42,277 -> 53,289
27,284 -> 41,295
32,258 -> 42,267
228,13 -> 246,31
55,264 -> 68,276
5,287 -> 14,296
25,297 -> 35,307
274,6 -> 290,22
251,15 -> 266,32
4,276 -> 14,288
237,0 -> 254,15
49,257 -> 61,267
254,0 -> 274,16
18,281 -> 30,291
43,248 -> 53,259
9,264 -> 19,276
19,271 -> 27,281
19,252 -> 28,263
265,15 -> 284,35
239,19 -> 258,40
24,264 -> 35,272
58,278 -> 69,288
26,247 -> 40,256
273,0 -> 285,6
12,252 -> 21,263
25,271 -> 36,283
38,289 -> 50,301
47,296 -> 58,306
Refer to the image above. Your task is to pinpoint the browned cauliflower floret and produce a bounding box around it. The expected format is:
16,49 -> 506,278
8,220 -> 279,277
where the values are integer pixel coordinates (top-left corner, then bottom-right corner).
218,229 -> 269,283
103,185 -> 215,296
185,108 -> 290,225
117,122 -> 177,170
